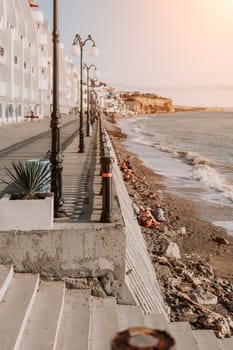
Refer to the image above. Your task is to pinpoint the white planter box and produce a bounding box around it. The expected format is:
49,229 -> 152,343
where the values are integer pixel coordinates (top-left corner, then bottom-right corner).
0,194 -> 54,231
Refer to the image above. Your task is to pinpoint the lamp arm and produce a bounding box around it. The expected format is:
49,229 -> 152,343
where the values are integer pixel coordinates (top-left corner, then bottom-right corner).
72,34 -> 82,47
89,64 -> 97,71
72,34 -> 96,48
83,34 -> 96,47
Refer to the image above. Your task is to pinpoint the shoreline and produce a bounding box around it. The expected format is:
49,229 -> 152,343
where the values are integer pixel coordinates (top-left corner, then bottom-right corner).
103,112 -> 233,338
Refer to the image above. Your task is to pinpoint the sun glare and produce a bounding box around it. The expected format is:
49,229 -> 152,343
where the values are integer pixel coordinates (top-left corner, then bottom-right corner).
222,0 -> 233,8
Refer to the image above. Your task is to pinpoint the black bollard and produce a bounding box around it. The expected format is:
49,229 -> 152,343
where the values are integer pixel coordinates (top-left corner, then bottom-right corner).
100,155 -> 113,222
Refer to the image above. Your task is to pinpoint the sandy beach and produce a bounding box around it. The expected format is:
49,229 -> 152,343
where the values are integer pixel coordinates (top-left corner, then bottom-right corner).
103,113 -> 233,337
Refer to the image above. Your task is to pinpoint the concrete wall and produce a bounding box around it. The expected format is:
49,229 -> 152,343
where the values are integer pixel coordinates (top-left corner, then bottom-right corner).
105,130 -> 167,316
0,223 -> 125,280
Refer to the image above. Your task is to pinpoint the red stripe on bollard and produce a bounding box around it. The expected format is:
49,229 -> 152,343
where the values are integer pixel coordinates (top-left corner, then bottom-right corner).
102,173 -> 112,177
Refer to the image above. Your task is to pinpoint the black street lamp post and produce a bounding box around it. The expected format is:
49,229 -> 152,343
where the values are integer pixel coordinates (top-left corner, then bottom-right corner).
71,35 -> 99,152
50,0 -> 65,217
90,85 -> 98,124
83,63 -> 97,136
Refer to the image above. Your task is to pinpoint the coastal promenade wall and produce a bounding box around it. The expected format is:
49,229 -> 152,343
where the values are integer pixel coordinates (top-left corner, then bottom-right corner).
0,123 -> 167,316
106,131 -> 167,316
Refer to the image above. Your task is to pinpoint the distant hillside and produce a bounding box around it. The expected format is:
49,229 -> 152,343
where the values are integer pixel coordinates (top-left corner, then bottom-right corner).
121,92 -> 175,114
120,92 -> 225,115
174,105 -> 225,112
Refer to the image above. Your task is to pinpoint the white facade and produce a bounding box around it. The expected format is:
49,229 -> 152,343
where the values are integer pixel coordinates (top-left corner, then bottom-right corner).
32,9 -> 51,118
0,0 -> 78,125
59,48 -> 78,114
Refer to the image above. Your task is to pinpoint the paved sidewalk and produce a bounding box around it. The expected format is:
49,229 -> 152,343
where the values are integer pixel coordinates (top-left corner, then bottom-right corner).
58,123 -> 103,224
0,116 -> 102,224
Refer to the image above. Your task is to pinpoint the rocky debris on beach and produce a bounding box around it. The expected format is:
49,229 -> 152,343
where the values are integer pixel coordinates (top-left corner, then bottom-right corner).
151,251 -> 233,338
62,271 -> 135,305
114,147 -> 233,338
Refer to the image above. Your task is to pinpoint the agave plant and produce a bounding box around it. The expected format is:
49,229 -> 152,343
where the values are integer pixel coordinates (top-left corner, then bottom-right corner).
4,160 -> 51,199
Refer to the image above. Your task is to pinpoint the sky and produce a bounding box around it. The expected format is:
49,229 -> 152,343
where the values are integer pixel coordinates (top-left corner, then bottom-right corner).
36,0 -> 233,106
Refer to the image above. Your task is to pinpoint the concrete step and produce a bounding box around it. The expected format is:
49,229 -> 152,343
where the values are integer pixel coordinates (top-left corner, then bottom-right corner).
0,264 -> 13,302
144,313 -> 168,330
20,280 -> 65,350
193,330 -> 222,350
117,304 -> 144,331
0,273 -> 39,350
56,289 -> 91,350
168,322 -> 200,350
218,337 -> 233,350
89,296 -> 119,350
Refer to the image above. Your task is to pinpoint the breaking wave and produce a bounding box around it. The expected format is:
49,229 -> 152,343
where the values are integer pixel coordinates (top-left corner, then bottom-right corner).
152,143 -> 212,166
150,142 -> 233,203
118,111 -> 233,231
192,165 -> 233,202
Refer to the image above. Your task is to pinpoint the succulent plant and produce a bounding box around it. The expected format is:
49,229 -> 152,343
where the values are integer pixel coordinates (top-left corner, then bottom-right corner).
4,160 -> 51,199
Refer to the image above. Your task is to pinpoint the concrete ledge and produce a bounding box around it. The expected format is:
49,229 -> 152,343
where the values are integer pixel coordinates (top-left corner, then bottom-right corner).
0,223 -> 125,280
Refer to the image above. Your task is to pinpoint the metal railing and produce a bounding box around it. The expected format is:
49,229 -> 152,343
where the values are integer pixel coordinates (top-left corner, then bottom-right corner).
99,118 -> 114,223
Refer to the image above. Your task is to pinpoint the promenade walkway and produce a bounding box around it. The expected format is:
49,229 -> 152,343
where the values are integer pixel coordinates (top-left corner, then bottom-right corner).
0,114 -> 102,224
1,116 -> 232,349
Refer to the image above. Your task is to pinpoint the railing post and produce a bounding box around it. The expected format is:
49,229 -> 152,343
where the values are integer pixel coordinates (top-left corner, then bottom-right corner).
111,327 -> 175,350
100,154 -> 113,223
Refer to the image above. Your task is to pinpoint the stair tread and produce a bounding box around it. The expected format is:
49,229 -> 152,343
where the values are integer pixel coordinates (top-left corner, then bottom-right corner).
168,322 -> 199,350
193,330 -> 222,350
0,265 -> 13,302
117,304 -> 144,331
0,273 -> 39,349
57,289 -> 91,350
89,296 -> 118,350
0,265 -> 11,287
144,313 -> 168,330
20,281 -> 65,350
218,337 -> 233,350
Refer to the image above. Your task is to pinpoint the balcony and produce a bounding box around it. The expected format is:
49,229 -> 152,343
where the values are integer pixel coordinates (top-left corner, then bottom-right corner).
32,11 -> 44,24
31,91 -> 37,102
40,56 -> 48,68
38,33 -> 47,46
39,78 -> 48,90
0,54 -> 6,65
23,88 -> 29,100
0,81 -> 6,96
14,85 -> 19,98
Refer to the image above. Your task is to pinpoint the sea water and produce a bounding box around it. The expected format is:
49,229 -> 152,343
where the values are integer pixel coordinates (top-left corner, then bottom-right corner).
118,111 -> 233,235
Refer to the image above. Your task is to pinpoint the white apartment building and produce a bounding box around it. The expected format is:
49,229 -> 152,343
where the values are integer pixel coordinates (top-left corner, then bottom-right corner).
0,0 -> 78,125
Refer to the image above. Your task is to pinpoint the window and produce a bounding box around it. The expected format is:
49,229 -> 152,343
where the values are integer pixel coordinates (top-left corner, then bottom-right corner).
0,47 -> 4,57
24,62 -> 27,70
14,56 -> 18,64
